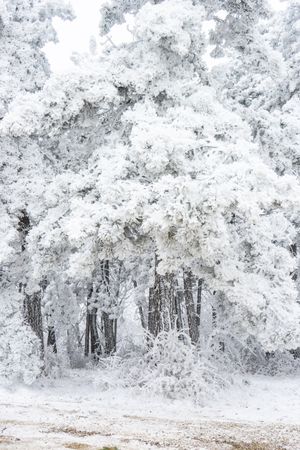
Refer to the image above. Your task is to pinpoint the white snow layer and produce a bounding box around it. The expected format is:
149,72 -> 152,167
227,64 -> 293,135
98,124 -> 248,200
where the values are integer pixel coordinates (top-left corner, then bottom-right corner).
0,371 -> 299,449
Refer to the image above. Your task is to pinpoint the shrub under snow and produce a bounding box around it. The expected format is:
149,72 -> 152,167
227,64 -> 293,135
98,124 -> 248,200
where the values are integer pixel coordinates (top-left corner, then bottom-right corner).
95,330 -> 233,404
0,291 -> 43,386
0,319 -> 43,386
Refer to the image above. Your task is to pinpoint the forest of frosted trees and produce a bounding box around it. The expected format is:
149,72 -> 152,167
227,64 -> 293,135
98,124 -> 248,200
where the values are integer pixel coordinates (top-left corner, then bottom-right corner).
0,0 -> 300,401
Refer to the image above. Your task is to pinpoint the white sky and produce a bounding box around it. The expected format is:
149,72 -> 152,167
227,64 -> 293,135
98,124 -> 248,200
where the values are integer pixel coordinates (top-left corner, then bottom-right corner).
44,0 -> 288,73
44,0 -> 102,72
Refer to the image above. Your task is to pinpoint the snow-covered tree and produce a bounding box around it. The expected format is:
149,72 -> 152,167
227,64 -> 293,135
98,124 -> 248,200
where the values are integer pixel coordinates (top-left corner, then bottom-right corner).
1,0 -> 300,393
0,0 -> 73,383
210,1 -> 300,358
0,0 -> 72,117
4,0 -> 300,355
213,2 -> 299,175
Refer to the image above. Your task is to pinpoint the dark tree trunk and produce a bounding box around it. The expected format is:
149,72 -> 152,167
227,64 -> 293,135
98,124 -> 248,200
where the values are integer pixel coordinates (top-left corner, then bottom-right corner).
289,243 -> 297,281
160,271 -> 176,331
23,291 -> 45,357
183,270 -> 199,344
84,307 -> 90,357
84,260 -> 117,357
139,305 -> 147,330
133,280 -> 147,330
288,242 -> 300,357
211,293 -> 225,352
18,210 -> 44,358
101,260 -> 117,355
85,306 -> 101,357
90,307 -> 100,354
84,287 -> 101,358
148,285 -> 160,337
148,254 -> 176,338
174,281 -> 184,332
212,306 -> 217,328
102,312 -> 116,355
196,279 -> 203,329
47,326 -> 57,353
113,318 -> 117,351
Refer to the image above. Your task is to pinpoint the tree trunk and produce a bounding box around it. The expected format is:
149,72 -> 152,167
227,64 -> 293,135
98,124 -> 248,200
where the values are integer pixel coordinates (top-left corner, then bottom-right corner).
23,291 -> 45,357
174,282 -> 184,332
102,312 -> 116,355
288,241 -> 300,357
196,279 -> 203,329
101,260 -> 117,355
289,243 -> 297,281
84,306 -> 90,357
211,293 -> 225,352
84,287 -> 101,358
183,270 -> 199,344
133,280 -> 147,330
113,318 -> 117,351
160,271 -> 176,331
148,285 -> 160,337
84,260 -> 118,357
139,305 -> 147,330
18,210 -> 44,358
84,306 -> 101,357
212,306 -> 217,328
47,326 -> 57,353
148,254 -> 176,338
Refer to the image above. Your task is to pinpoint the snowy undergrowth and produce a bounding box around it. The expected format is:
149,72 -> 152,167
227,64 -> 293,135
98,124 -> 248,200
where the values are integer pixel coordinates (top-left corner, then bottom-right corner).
93,331 -> 234,405
83,332 -> 300,406
221,335 -> 300,377
0,293 -> 43,386
252,349 -> 300,376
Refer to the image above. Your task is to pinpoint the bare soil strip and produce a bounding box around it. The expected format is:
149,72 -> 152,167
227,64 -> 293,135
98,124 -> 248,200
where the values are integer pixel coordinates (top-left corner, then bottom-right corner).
0,406 -> 299,450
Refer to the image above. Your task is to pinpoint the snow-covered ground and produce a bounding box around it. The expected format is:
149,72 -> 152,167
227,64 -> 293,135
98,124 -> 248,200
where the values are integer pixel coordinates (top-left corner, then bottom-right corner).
0,371 -> 300,449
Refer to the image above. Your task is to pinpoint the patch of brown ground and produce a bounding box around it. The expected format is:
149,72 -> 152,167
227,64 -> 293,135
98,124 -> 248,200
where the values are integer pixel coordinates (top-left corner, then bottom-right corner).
50,426 -> 112,438
64,445 -> 118,450
218,441 -> 284,450
0,436 -> 21,445
64,444 -> 93,450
